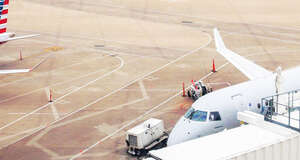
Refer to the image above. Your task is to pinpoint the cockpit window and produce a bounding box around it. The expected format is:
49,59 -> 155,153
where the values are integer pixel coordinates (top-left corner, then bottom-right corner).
209,111 -> 221,121
184,108 -> 207,122
191,110 -> 207,121
184,107 -> 195,119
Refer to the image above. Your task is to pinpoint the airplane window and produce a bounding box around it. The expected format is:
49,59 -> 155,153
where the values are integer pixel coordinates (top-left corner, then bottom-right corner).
209,112 -> 221,121
184,108 -> 207,122
184,107 -> 195,119
191,110 -> 207,122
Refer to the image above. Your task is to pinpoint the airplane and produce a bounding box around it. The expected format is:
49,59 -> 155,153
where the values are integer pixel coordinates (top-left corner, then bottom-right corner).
167,28 -> 300,146
0,0 -> 39,44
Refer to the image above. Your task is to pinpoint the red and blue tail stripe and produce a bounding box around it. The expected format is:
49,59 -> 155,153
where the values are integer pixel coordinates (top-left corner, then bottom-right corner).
0,0 -> 9,34
0,0 -> 8,6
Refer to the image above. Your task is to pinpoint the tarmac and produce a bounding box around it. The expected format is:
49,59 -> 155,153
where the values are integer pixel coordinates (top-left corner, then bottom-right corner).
0,0 -> 300,159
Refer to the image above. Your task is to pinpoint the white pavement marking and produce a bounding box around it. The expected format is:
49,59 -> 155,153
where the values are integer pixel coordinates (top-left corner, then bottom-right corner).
52,152 -> 111,160
96,49 -> 173,61
45,32 -> 211,133
0,125 -> 46,149
0,56 -> 124,131
56,99 -> 71,105
266,30 -> 299,39
98,1 -> 300,37
0,126 -> 44,142
121,88 -> 179,92
94,123 -> 118,135
17,27 -> 187,53
32,142 -> 60,157
97,44 -> 187,53
52,32 -> 188,53
15,2 -> 300,46
144,76 -> 159,81
138,80 -> 148,98
207,82 -> 231,86
221,30 -> 300,45
50,103 -> 60,121
254,23 -> 300,32
184,20 -> 300,44
0,53 -> 142,105
199,62 -> 229,81
27,127 -> 60,157
0,54 -> 109,88
51,97 -> 148,129
8,112 -> 67,116
19,1 -> 300,35
13,97 -> 149,155
30,53 -> 53,71
44,87 -> 50,101
1,32 -> 212,151
69,60 -> 228,160
0,57 -> 113,105
54,86 -> 78,94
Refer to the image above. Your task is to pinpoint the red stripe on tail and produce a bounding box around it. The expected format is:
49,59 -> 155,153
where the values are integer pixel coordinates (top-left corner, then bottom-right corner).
1,9 -> 8,15
4,0 -> 9,5
0,19 -> 7,24
0,28 -> 6,33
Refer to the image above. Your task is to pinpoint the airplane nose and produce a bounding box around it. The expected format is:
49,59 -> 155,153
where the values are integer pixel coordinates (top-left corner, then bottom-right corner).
167,117 -> 192,146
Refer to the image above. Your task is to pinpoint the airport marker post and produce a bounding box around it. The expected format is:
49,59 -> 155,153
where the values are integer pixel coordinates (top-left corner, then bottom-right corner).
49,89 -> 53,102
182,82 -> 186,97
19,50 -> 23,61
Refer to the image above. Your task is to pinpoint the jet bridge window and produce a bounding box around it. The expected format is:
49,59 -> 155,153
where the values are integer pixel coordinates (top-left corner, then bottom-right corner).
209,111 -> 221,121
184,108 -> 207,122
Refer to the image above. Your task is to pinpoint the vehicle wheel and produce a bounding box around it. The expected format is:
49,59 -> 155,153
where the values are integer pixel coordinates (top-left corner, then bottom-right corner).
192,95 -> 196,101
187,90 -> 191,97
135,149 -> 141,156
141,149 -> 147,156
192,95 -> 198,101
162,139 -> 167,147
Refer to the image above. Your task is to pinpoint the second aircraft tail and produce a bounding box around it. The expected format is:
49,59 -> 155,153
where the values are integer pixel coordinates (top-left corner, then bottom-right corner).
0,0 -> 9,34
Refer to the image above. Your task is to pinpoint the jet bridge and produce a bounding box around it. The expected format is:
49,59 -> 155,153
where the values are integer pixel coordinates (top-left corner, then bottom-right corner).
261,89 -> 300,131
145,90 -> 300,160
146,110 -> 300,160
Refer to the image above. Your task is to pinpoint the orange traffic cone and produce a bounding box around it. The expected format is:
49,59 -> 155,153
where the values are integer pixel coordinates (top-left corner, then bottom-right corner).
212,59 -> 216,72
191,80 -> 197,90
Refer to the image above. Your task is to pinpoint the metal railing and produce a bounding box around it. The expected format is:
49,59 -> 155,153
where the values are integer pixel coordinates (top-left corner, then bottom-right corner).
261,89 -> 300,131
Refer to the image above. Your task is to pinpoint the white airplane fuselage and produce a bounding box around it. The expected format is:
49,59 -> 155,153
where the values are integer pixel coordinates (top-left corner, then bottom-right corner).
167,66 -> 300,146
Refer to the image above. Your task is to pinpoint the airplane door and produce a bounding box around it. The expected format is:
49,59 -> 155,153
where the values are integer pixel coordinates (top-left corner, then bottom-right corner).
209,111 -> 225,133
231,93 -> 247,112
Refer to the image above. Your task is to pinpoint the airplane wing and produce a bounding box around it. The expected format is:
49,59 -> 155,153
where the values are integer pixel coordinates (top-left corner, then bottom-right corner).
0,69 -> 30,74
0,49 -> 52,75
7,34 -> 40,41
213,28 -> 272,80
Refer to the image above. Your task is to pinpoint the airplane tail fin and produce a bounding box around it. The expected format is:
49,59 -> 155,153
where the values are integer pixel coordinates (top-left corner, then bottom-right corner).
0,0 -> 39,41
213,28 -> 272,80
0,0 -> 9,34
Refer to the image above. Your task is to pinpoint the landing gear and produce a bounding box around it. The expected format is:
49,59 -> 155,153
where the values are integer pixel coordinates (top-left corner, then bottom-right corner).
127,147 -> 147,157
